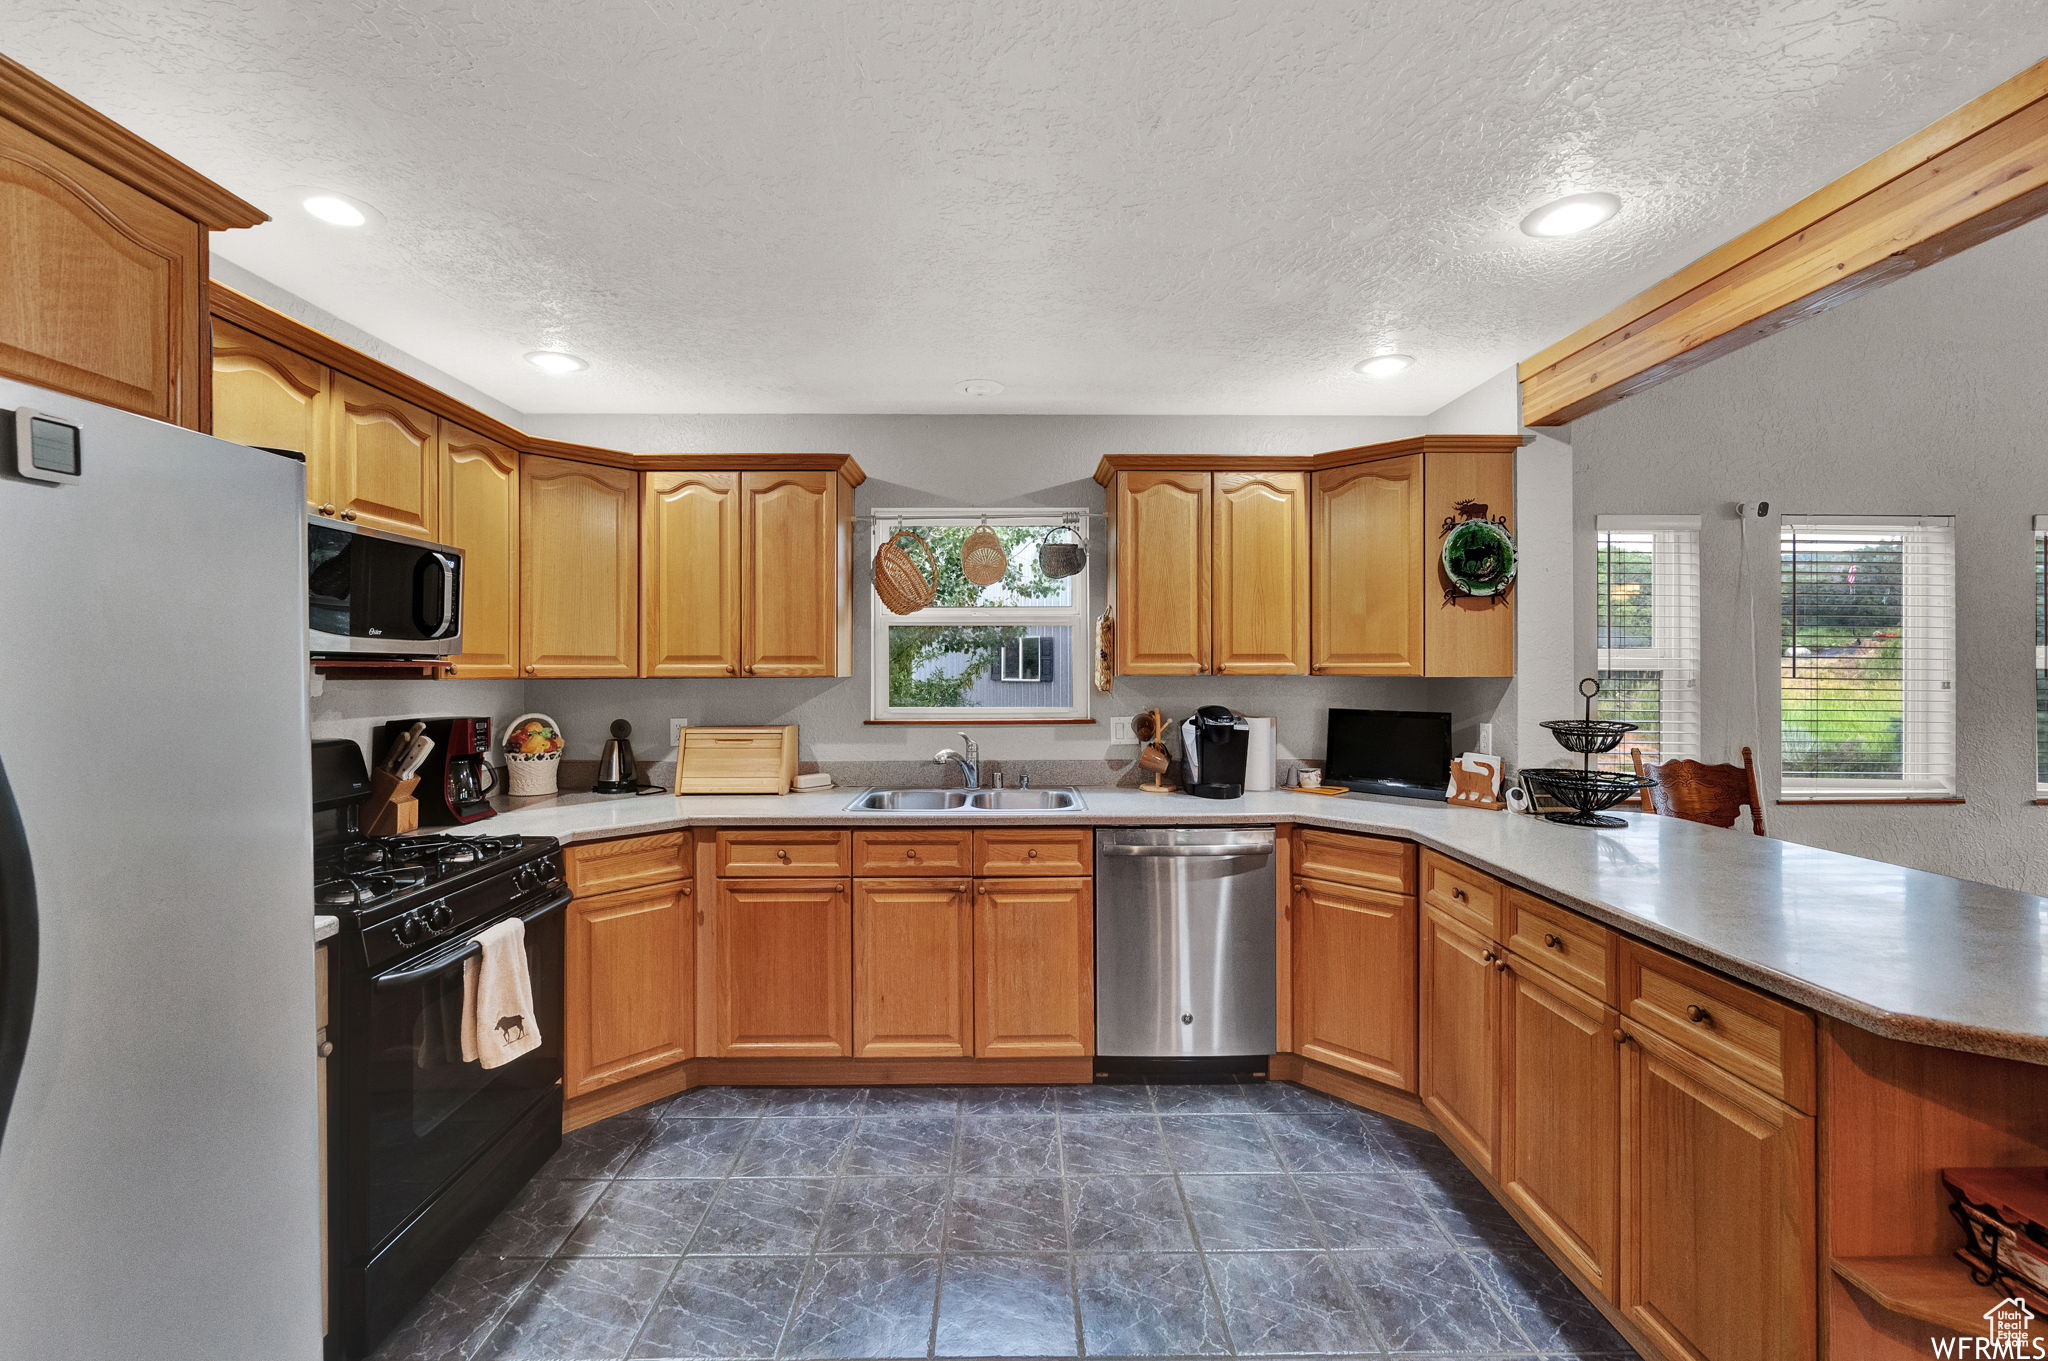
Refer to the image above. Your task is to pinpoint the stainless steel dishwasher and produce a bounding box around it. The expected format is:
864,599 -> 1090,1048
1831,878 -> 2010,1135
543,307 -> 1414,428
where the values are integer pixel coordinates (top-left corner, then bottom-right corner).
1094,827 -> 1276,1076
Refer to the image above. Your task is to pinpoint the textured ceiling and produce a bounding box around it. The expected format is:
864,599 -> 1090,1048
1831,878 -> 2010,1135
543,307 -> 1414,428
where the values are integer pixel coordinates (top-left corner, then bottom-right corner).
8,1 -> 2048,415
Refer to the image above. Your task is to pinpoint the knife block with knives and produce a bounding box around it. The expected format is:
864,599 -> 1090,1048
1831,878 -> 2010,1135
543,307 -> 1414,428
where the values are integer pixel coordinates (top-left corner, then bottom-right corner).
364,723 -> 434,836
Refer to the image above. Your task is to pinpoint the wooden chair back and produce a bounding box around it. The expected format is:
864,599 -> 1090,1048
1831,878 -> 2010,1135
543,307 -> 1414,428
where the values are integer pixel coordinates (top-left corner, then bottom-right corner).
1629,745 -> 1767,836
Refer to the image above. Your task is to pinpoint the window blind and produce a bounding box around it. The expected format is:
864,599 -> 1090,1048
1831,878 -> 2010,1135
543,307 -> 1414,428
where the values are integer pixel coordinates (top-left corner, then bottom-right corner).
1779,516 -> 1955,798
1595,515 -> 1701,770
2036,516 -> 2046,794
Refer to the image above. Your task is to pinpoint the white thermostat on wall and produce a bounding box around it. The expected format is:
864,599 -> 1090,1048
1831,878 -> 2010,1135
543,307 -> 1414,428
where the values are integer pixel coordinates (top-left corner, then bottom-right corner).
12,407 -> 83,485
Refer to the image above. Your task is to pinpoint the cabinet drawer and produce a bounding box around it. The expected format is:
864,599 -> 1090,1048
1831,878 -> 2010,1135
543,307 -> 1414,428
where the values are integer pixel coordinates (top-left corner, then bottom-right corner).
716,829 -> 852,878
564,831 -> 693,895
1619,940 -> 1816,1111
1293,828 -> 1416,895
1505,890 -> 1615,1004
853,829 -> 972,877
973,828 -> 1092,877
1421,851 -> 1501,937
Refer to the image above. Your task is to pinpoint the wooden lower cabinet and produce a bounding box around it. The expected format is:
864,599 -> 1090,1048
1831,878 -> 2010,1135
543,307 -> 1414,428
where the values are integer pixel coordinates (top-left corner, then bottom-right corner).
702,878 -> 852,1057
1291,876 -> 1416,1090
1419,903 -> 1501,1172
854,879 -> 973,1058
564,881 -> 694,1097
1620,1022 -> 1815,1361
1498,962 -> 1620,1295
973,877 -> 1093,1057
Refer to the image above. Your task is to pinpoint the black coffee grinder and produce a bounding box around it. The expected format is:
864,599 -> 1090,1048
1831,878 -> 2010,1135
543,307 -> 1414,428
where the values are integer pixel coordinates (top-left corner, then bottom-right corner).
1179,705 -> 1252,800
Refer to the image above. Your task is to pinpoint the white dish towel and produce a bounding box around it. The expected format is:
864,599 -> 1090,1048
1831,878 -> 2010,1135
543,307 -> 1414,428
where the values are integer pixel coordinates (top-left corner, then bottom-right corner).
461,917 -> 541,1069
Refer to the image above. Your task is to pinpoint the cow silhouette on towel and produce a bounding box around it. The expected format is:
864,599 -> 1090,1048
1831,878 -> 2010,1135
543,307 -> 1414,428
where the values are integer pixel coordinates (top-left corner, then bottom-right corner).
494,1014 -> 527,1042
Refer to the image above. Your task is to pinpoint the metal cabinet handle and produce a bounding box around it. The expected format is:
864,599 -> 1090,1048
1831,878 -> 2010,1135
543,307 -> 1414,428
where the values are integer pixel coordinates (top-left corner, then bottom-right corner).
1495,959 -> 1510,973
1451,887 -> 1468,902
340,508 -> 358,521
776,848 -> 791,860
1686,1004 -> 1713,1026
905,849 -> 919,860
680,883 -> 693,897
316,1038 -> 334,1058
316,503 -> 336,516
1614,1029 -> 1634,1047
1026,848 -> 1039,859
523,665 -> 536,675
1543,933 -> 1563,950
1481,949 -> 1498,964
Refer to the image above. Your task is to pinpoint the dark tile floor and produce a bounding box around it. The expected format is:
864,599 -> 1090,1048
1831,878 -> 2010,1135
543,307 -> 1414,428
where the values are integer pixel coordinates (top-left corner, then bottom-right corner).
371,1081 -> 1641,1361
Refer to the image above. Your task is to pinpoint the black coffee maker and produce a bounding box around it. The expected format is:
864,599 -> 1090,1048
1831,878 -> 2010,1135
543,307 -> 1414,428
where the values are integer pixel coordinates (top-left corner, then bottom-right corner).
1179,705 -> 1252,800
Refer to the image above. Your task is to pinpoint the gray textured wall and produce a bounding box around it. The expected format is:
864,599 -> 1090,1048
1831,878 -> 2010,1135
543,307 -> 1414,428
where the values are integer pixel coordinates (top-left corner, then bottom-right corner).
1568,214 -> 2048,893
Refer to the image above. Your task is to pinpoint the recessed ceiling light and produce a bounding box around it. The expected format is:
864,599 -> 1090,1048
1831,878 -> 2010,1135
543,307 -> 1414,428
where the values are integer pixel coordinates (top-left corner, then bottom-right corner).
1520,192 -> 1623,238
524,350 -> 589,375
300,192 -> 372,228
1353,354 -> 1415,379
956,379 -> 1004,397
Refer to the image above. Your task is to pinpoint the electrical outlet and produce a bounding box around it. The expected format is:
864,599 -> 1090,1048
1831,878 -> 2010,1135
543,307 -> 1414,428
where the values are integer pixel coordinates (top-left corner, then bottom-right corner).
669,718 -> 689,750
1108,716 -> 1138,745
1478,723 -> 1494,756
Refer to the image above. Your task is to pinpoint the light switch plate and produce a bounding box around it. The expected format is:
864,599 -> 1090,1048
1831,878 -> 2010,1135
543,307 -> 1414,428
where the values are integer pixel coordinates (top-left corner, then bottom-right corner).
1108,716 -> 1138,745
1478,723 -> 1494,756
669,718 -> 689,750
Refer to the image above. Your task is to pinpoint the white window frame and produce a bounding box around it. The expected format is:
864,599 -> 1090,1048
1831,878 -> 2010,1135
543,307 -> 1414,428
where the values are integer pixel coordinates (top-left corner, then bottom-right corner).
869,508 -> 1090,723
1594,514 -> 1701,766
1778,515 -> 1956,801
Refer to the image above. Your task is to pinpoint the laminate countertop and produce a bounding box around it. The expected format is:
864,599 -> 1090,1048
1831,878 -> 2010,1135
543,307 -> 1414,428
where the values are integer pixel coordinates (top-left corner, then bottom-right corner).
476,786 -> 2048,1065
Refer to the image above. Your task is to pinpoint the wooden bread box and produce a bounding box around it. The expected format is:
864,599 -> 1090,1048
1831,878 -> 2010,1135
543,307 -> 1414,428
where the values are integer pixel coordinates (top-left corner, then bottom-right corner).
675,725 -> 800,794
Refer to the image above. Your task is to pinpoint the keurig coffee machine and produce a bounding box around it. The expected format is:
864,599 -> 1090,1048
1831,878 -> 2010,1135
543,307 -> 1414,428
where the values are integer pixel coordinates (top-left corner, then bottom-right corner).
1179,705 -> 1252,799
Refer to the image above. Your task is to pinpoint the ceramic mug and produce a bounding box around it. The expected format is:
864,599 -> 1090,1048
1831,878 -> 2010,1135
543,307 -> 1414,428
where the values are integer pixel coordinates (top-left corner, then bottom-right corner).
1297,766 -> 1323,788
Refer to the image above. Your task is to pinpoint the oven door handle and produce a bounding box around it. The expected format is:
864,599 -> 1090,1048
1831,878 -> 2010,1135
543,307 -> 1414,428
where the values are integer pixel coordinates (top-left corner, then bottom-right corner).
372,890 -> 570,992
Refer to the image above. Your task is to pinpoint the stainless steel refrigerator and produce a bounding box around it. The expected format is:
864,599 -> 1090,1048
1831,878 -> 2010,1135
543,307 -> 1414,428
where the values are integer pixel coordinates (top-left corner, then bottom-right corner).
0,378 -> 323,1360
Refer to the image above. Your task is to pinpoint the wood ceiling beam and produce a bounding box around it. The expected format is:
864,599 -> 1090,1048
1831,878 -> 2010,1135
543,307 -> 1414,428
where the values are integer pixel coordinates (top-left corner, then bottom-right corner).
1519,56 -> 2048,428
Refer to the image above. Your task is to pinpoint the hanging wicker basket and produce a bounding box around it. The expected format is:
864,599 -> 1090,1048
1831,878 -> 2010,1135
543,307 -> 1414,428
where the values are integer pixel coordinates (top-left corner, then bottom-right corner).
873,529 -> 939,615
960,521 -> 1008,587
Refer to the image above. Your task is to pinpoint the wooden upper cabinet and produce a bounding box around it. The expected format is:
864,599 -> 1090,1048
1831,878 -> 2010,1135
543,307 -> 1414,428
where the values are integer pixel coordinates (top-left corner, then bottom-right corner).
0,113 -> 210,427
436,423 -> 520,678
742,470 -> 850,677
1498,964 -> 1620,1297
701,878 -> 852,1058
1424,447 -> 1515,677
519,454 -> 639,677
643,471 -> 742,677
973,877 -> 1093,1057
1113,471 -> 1211,674
1212,471 -> 1308,674
564,881 -> 693,1098
854,879 -> 973,1058
1620,1023 -> 1816,1361
210,320 -> 329,506
1291,877 -> 1416,1090
1419,903 -> 1503,1173
1312,455 -> 1424,675
327,373 -> 437,537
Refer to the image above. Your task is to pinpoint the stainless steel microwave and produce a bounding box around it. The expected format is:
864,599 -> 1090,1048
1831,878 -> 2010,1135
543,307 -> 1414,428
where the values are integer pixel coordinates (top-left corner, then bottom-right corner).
308,517 -> 463,658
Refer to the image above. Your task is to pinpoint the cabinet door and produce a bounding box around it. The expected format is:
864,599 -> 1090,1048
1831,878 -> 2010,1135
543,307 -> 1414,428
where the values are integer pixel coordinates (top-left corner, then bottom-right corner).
1620,1024 -> 1816,1361
564,881 -> 693,1097
643,470 -> 742,677
1212,471 -> 1308,674
1312,456 -> 1423,675
742,470 -> 848,677
1291,877 -> 1416,1090
437,423 -> 520,678
327,372 -> 437,537
0,116 -> 205,427
1423,447 -> 1515,677
211,320 -> 329,507
854,879 -> 973,1057
519,454 -> 638,677
1419,904 -> 1501,1172
1498,964 -> 1620,1296
702,878 -> 852,1057
1113,471 -> 1211,674
973,877 -> 1092,1057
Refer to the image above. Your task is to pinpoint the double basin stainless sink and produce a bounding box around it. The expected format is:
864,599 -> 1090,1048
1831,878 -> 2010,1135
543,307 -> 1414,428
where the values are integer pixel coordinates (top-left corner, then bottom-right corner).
846,787 -> 1085,812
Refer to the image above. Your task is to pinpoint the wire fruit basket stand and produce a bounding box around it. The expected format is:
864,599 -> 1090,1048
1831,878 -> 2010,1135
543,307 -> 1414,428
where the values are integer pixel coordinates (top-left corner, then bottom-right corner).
1522,678 -> 1656,827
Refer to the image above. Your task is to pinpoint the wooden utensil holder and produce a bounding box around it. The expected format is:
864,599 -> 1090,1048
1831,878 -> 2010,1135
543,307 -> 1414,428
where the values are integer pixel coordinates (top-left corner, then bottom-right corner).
364,769 -> 421,836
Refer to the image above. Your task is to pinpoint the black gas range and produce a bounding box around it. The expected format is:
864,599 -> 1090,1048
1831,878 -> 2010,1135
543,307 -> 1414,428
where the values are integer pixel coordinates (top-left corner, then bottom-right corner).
312,740 -> 567,1359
